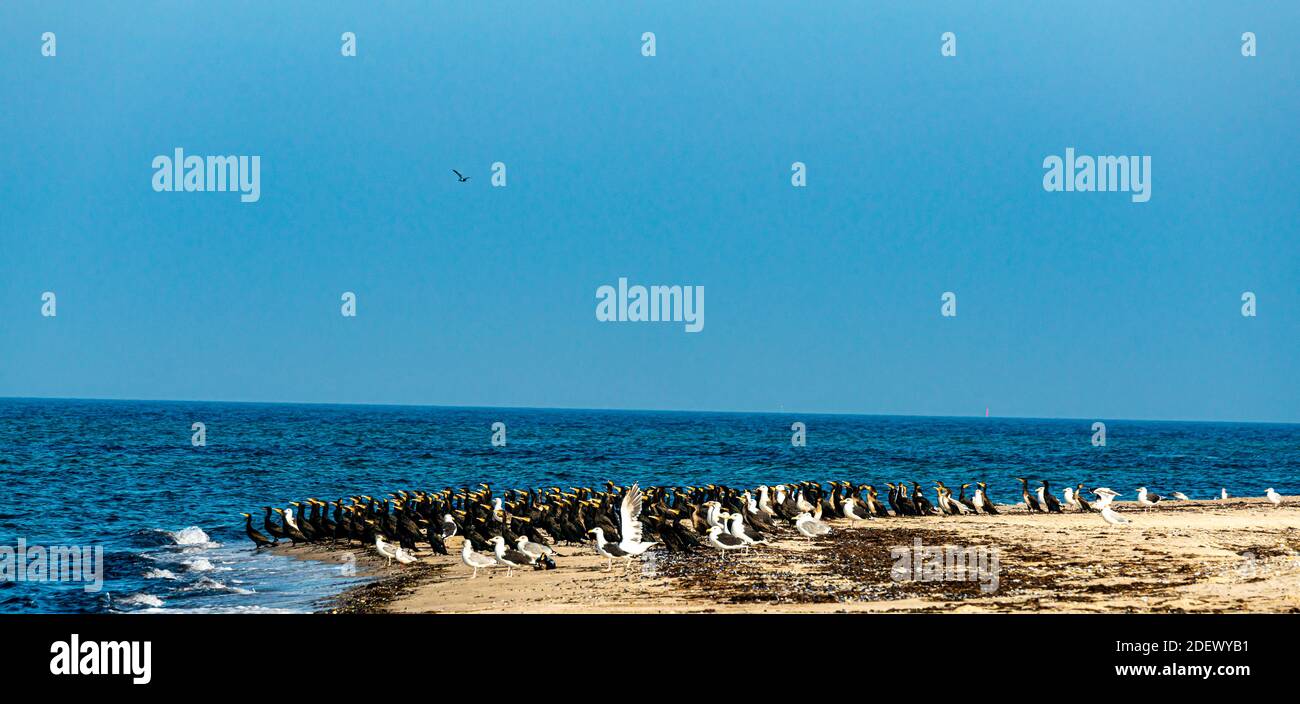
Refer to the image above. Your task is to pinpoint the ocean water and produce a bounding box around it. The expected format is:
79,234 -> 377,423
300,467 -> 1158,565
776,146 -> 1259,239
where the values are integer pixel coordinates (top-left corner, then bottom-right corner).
1,397 -> 1296,614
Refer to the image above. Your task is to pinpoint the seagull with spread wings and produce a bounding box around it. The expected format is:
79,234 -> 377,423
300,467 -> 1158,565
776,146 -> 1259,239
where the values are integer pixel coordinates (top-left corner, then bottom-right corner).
452,169 -> 470,182
1092,488 -> 1130,527
617,482 -> 658,559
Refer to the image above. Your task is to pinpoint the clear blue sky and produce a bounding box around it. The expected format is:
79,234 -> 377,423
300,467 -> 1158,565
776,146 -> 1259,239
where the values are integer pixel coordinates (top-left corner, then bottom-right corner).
2,2 -> 1297,422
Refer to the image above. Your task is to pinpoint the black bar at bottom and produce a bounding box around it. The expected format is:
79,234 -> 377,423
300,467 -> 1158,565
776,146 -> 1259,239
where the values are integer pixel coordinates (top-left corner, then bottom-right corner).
0,613 -> 1283,689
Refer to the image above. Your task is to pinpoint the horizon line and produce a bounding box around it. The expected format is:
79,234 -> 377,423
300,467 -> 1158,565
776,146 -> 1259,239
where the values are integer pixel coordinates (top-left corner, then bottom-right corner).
1,394 -> 1296,426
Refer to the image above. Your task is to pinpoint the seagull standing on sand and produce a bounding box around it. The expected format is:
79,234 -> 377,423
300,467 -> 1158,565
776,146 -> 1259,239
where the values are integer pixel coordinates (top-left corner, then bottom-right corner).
1172,492 -> 1190,501
489,536 -> 535,576
1063,486 -> 1080,511
1221,488 -> 1230,500
1265,488 -> 1282,507
461,538 -> 497,578
707,524 -> 748,556
588,527 -> 630,572
794,512 -> 831,539
393,545 -> 418,564
841,497 -> 873,521
1100,504 -> 1130,527
516,535 -> 556,561
1136,487 -> 1163,510
374,535 -> 398,566
726,512 -> 765,545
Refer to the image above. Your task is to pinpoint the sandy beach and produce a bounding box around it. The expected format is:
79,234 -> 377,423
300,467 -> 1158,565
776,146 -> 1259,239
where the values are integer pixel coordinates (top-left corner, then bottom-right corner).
278,496 -> 1300,614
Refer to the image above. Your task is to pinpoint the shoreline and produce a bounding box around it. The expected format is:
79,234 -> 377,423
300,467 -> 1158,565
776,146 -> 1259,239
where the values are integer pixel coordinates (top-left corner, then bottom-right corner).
277,496 -> 1300,614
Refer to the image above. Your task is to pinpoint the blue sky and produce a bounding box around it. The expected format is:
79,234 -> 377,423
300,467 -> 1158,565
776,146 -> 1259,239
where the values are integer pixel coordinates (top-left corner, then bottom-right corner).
2,1 -> 1297,421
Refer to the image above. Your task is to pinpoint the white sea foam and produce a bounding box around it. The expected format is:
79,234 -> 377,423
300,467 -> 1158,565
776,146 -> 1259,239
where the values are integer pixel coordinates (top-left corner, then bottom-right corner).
188,577 -> 255,595
169,526 -> 219,548
142,569 -> 178,580
180,557 -> 217,572
117,593 -> 165,608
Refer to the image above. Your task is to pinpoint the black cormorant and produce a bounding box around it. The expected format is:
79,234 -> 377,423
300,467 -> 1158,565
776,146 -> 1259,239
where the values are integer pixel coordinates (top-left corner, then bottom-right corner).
242,512 -> 276,548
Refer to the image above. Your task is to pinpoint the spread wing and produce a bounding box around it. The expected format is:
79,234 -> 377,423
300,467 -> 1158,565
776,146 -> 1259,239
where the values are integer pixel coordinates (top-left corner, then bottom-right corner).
619,482 -> 644,544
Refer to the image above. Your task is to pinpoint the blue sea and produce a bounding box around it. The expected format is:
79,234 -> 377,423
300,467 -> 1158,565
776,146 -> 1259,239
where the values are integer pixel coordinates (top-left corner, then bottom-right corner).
1,397 -> 1296,614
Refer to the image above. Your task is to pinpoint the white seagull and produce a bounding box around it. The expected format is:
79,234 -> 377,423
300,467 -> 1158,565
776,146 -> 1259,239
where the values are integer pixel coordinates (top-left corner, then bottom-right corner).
1172,492 -> 1190,501
841,497 -> 873,521
1063,486 -> 1080,511
707,524 -> 748,556
460,539 -> 497,578
393,545 -> 418,564
757,485 -> 777,518
1265,488 -> 1282,507
794,512 -> 831,539
588,527 -> 630,572
373,535 -> 398,566
439,513 -> 458,539
617,483 -> 658,559
1091,487 -> 1119,508
703,500 -> 728,530
489,536 -> 535,576
516,535 -> 556,561
1135,487 -> 1163,510
1100,504 -> 1131,527
726,512 -> 765,545
1092,489 -> 1130,526
1221,488 -> 1230,500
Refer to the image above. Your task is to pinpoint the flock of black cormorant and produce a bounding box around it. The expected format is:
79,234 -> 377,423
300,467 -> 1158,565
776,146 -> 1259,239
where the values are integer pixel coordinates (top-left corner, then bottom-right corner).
241,477 -> 1141,574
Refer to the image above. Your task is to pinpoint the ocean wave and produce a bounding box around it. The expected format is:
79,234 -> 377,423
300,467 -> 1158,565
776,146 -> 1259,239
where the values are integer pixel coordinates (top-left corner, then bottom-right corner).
116,593 -> 165,608
142,568 -> 179,580
187,577 -> 254,595
126,526 -> 221,550
169,526 -> 220,547
179,557 -> 223,572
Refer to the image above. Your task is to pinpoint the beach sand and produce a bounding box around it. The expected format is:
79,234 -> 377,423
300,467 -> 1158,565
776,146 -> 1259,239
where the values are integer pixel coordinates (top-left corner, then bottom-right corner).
276,496 -> 1300,613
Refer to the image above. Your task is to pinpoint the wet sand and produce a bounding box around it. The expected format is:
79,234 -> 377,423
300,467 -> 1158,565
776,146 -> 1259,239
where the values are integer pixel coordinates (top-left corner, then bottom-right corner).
276,496 -> 1300,613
